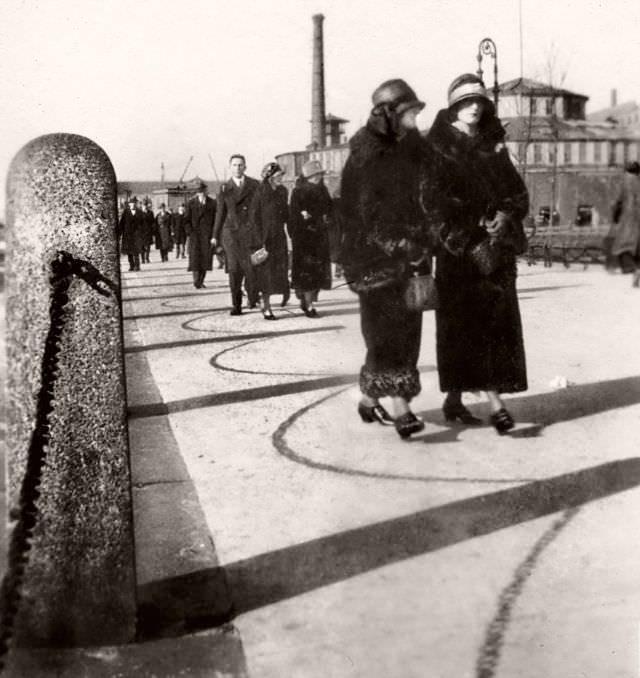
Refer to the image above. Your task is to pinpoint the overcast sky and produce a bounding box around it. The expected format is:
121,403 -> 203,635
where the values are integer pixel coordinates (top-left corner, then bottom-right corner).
1,0 -> 639,216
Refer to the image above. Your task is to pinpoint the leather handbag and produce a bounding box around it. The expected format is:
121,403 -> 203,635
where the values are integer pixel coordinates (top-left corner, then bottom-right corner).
404,272 -> 439,312
250,247 -> 269,266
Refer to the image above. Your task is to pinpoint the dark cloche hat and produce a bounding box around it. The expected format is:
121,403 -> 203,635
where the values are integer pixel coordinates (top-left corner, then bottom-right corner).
371,79 -> 425,114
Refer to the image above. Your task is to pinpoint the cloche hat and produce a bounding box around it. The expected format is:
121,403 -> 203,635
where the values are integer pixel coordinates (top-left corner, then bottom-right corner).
301,160 -> 325,179
371,79 -> 425,114
447,73 -> 492,109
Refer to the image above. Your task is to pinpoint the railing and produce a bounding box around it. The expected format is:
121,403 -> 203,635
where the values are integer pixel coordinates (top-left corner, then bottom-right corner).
524,222 -> 611,268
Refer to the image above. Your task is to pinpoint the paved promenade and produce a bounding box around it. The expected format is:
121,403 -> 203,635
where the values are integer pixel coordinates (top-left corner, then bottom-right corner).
2,255 -> 640,676
123,257 -> 639,678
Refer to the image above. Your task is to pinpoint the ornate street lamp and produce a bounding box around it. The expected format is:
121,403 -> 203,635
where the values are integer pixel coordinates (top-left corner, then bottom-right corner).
476,38 -> 499,106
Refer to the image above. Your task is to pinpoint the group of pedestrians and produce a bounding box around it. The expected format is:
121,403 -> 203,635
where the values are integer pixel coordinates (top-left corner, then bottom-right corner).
119,71 -> 531,442
341,73 -> 529,440
118,198 -> 188,270
175,153 -> 336,319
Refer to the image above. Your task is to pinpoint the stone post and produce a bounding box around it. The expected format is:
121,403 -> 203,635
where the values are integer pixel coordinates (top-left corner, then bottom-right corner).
4,133 -> 136,647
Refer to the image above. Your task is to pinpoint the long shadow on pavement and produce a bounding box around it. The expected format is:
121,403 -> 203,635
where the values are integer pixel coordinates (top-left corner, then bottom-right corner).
138,457 -> 640,637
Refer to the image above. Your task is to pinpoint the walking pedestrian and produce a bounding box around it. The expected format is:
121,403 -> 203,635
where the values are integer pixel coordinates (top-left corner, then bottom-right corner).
118,196 -> 145,271
184,180 -> 216,289
212,154 -> 260,315
340,79 -> 430,439
248,162 -> 290,320
422,73 -> 529,434
155,203 -> 174,262
611,160 -> 640,287
140,199 -> 155,263
172,203 -> 188,259
289,160 -> 333,318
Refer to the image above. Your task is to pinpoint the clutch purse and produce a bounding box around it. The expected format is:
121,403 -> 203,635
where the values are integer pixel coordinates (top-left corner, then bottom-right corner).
250,247 -> 268,266
404,273 -> 438,312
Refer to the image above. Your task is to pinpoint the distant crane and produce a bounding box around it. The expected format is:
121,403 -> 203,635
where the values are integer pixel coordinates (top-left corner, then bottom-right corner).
208,154 -> 220,182
179,156 -> 194,185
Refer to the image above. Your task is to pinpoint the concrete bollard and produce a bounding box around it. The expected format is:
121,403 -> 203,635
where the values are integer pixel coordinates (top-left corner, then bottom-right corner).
4,134 -> 136,650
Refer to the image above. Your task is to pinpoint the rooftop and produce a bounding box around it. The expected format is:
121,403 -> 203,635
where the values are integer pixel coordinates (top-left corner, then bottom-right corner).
499,77 -> 588,100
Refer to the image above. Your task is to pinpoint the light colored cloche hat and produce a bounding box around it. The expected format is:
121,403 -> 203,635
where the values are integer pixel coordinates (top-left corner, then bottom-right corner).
301,160 -> 325,179
447,73 -> 492,109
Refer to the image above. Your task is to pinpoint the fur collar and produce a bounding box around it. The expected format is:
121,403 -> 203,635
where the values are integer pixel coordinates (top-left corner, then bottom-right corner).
348,124 -> 422,167
426,108 -> 506,162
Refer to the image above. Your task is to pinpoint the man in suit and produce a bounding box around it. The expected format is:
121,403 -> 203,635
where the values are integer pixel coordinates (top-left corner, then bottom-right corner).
140,199 -> 155,263
118,196 -> 145,271
184,180 -> 216,289
212,154 -> 259,315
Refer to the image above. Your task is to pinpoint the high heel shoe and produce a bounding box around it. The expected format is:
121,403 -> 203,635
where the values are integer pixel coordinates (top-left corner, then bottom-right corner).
358,402 -> 395,426
490,408 -> 515,435
394,411 -> 425,439
304,308 -> 318,318
262,310 -> 276,320
442,400 -> 482,425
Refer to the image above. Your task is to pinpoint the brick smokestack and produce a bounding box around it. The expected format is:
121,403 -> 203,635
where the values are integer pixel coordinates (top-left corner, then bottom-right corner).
311,14 -> 326,149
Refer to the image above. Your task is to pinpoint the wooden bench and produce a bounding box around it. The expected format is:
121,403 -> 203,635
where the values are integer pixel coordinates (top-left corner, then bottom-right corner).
524,223 -> 609,269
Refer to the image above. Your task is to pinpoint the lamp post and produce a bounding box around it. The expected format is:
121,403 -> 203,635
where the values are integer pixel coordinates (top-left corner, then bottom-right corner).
476,37 -> 499,107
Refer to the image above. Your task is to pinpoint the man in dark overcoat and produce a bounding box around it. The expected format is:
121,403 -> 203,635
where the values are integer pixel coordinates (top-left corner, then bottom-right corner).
172,203 -> 188,259
118,196 -> 145,271
140,199 -> 155,263
212,154 -> 260,315
184,181 -> 216,289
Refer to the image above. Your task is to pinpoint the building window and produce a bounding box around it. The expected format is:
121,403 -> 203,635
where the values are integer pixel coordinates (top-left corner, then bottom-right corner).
545,98 -> 553,115
533,143 -> 542,164
608,142 -> 616,165
578,141 -> 586,164
530,98 -> 537,115
623,142 -> 629,165
564,142 -> 572,164
594,141 -> 601,163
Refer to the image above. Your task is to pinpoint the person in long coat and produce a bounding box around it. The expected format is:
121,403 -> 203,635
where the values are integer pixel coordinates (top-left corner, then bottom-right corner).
172,203 -> 188,259
213,155 -> 260,315
154,203 -> 174,262
611,160 -> 640,287
340,79 -> 431,439
248,161 -> 290,319
289,160 -> 333,317
184,181 -> 216,289
422,73 -> 529,434
118,196 -> 145,271
140,200 -> 155,263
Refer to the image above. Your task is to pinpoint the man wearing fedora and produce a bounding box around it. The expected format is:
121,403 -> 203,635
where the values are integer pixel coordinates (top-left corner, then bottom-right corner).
184,180 -> 216,289
212,154 -> 260,314
118,195 -> 145,271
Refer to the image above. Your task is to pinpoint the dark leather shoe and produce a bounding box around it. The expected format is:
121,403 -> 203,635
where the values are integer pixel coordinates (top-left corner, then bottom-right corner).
305,308 -> 318,318
395,411 -> 425,439
358,402 -> 394,426
263,310 -> 276,320
490,408 -> 515,435
230,308 -> 243,316
443,400 -> 482,425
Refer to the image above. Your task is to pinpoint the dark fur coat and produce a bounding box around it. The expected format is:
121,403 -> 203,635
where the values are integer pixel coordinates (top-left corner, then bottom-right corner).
340,126 -> 431,288
423,109 -> 529,393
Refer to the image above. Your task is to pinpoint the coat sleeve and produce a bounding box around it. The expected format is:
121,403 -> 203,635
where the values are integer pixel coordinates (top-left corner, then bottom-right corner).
213,188 -> 226,241
248,189 -> 264,249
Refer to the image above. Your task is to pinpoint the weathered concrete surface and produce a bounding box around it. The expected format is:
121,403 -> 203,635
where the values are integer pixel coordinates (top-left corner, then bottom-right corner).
121,258 -> 640,678
5,134 -> 136,646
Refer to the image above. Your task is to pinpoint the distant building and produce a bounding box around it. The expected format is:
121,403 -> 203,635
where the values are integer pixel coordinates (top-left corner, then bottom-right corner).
498,78 -> 640,225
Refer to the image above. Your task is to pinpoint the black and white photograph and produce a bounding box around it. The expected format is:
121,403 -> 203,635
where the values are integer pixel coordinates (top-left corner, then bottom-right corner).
1,0 -> 639,676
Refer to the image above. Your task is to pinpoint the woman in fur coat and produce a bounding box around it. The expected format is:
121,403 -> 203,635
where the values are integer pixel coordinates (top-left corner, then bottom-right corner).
249,162 -> 291,319
422,73 -> 529,434
289,160 -> 333,317
340,79 -> 432,440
